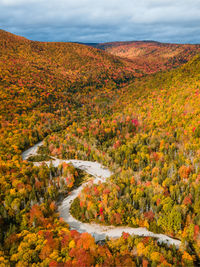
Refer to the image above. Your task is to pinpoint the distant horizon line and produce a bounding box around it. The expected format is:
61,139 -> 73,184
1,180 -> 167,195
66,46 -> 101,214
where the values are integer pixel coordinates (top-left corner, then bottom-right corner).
1,28 -> 200,46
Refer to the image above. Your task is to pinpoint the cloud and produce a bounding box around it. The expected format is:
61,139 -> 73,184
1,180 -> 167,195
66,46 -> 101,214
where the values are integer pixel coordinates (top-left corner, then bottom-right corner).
0,0 -> 200,43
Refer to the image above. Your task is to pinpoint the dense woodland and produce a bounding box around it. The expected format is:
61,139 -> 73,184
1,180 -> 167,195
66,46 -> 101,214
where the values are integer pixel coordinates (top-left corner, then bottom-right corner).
0,29 -> 200,266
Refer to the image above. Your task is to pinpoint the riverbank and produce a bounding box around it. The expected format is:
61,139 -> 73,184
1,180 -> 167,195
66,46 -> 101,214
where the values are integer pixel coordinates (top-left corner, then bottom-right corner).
22,142 -> 181,248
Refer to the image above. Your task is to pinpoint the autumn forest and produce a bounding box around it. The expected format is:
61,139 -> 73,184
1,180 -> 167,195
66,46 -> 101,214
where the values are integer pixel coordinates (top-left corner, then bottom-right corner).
1,29 -> 200,266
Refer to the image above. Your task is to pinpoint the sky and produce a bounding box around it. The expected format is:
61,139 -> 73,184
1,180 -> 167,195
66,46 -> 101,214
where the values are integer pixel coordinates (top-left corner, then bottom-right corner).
0,0 -> 200,44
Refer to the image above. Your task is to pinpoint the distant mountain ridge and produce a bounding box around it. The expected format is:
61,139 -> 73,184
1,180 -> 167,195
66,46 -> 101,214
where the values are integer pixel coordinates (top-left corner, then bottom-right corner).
86,40 -> 200,74
1,29 -> 200,76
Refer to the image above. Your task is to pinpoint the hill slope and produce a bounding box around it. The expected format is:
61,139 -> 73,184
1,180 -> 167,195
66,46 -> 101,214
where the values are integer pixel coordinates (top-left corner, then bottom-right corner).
0,30 -> 138,103
0,29 -> 138,157
93,40 -> 200,74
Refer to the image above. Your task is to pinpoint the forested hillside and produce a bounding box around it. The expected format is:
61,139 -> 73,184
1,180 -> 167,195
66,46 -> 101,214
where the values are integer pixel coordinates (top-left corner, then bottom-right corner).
0,29 -> 138,160
0,30 -> 200,266
93,41 -> 200,74
41,53 -> 200,265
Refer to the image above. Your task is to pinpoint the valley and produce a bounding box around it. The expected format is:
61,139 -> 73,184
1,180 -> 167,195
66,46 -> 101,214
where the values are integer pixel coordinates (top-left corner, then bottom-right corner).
0,29 -> 200,266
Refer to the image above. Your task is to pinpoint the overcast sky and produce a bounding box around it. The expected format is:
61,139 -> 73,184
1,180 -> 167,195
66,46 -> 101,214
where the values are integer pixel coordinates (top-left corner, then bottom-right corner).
1,0 -> 200,43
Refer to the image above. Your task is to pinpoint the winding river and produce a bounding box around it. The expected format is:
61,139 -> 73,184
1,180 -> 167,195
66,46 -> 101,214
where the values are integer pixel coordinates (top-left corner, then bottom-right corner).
22,142 -> 181,248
